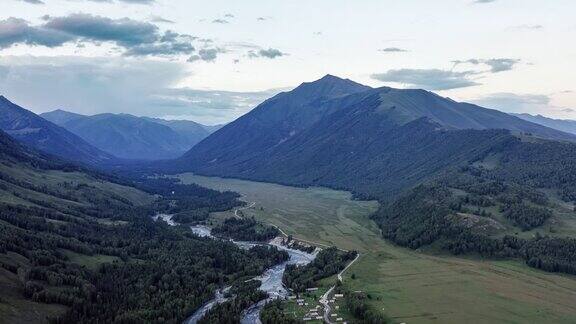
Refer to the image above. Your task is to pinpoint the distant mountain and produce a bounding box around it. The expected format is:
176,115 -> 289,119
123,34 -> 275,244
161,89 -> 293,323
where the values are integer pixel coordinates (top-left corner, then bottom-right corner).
142,117 -> 216,144
513,113 -> 576,135
0,96 -> 116,166
176,76 -> 576,199
42,111 -> 214,160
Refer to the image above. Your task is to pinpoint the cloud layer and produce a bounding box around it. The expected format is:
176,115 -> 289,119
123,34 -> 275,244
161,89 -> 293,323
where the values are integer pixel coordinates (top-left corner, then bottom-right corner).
0,56 -> 279,124
0,14 -> 195,57
371,69 -> 479,90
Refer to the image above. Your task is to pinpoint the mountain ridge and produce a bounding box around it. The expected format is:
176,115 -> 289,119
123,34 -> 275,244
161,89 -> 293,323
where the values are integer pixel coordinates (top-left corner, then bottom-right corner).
0,96 -> 116,166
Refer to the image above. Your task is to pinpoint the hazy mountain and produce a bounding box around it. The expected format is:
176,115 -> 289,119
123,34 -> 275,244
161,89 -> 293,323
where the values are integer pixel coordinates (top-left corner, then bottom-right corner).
0,96 -> 116,165
513,113 -> 576,135
141,117 -> 215,143
176,76 -> 576,199
42,111 -> 213,160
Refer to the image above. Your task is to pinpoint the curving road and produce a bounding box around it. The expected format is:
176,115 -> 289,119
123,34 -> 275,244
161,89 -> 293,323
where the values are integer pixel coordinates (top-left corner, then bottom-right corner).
320,252 -> 361,323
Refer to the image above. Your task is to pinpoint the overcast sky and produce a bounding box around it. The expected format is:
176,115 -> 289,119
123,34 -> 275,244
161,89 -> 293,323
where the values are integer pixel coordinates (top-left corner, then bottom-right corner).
1,0 -> 575,124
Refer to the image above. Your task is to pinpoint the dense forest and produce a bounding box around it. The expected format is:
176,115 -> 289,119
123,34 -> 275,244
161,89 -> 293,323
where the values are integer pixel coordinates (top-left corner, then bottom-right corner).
372,158 -> 576,275
0,130 -> 292,323
283,247 -> 356,292
211,217 -> 280,242
260,299 -> 304,324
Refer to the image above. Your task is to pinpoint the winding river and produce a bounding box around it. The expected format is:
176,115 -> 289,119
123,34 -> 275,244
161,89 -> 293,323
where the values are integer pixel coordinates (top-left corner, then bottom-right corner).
154,215 -> 316,324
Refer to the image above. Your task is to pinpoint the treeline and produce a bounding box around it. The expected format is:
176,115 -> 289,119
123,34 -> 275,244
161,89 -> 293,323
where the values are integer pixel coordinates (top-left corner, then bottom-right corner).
372,179 -> 576,275
260,299 -> 304,324
335,284 -> 390,324
283,247 -> 356,292
212,217 -> 280,242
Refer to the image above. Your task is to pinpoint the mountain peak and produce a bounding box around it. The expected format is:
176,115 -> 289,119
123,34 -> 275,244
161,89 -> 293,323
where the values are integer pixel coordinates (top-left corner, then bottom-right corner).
289,74 -> 371,103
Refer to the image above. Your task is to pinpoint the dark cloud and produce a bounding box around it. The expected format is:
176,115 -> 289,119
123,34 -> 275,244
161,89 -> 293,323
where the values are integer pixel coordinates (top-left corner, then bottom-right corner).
0,56 -> 279,124
188,48 -> 225,62
19,0 -> 45,4
0,14 -> 195,57
378,47 -> 408,53
0,18 -> 73,49
452,58 -> 520,73
371,69 -> 480,90
249,48 -> 286,59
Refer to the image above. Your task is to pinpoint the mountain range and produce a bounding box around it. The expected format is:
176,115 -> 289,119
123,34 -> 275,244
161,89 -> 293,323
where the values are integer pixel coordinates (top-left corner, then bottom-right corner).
41,110 -> 217,160
0,96 -> 115,166
513,113 -> 576,135
176,75 -> 576,199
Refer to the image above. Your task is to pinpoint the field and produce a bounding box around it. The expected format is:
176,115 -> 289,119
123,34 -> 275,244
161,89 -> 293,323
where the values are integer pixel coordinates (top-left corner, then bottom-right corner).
179,173 -> 576,324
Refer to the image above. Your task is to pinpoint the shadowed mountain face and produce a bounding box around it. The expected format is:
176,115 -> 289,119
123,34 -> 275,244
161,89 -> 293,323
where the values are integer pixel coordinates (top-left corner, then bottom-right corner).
513,113 -> 576,135
0,96 -> 115,166
177,74 -> 372,169
42,111 -> 214,160
176,75 -> 576,199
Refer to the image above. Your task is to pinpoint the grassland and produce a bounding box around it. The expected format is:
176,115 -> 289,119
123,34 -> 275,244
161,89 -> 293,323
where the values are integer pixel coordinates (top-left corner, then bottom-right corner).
179,173 -> 576,324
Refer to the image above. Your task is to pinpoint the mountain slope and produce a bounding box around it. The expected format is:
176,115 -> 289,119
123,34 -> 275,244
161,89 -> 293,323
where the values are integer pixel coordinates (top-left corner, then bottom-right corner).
0,96 -> 116,166
42,111 -> 212,160
513,113 -> 576,135
177,77 -> 576,199
178,74 -> 372,170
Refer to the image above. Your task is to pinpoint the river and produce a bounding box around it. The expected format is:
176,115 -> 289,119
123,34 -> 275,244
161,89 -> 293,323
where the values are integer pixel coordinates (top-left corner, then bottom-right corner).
154,215 -> 316,324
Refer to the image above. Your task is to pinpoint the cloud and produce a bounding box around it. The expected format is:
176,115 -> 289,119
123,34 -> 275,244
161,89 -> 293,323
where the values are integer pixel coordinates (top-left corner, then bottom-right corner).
474,0 -> 497,3
212,19 -> 229,24
188,48 -> 225,62
257,17 -> 266,21
378,47 -> 408,53
471,93 -> 551,114
18,0 -> 44,4
510,24 -> 543,30
0,18 -> 73,49
371,69 -> 480,90
0,14 -> 195,57
224,14 -> 235,18
248,48 -> 286,59
452,58 -> 520,73
149,16 -> 175,24
0,56 -> 279,124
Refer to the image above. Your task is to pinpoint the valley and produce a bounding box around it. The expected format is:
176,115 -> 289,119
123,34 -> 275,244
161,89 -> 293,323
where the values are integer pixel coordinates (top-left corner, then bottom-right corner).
180,173 -> 576,324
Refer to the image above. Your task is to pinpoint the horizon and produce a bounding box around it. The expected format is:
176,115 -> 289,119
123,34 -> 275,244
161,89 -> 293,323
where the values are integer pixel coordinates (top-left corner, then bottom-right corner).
1,0 -> 575,124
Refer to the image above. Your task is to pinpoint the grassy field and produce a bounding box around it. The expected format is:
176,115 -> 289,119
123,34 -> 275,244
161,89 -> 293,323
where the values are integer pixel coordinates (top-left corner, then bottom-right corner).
179,173 -> 576,324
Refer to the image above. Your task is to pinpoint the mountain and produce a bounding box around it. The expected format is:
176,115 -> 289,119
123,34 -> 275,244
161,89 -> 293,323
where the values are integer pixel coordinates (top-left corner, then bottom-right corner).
177,74 -> 372,171
142,117 -> 215,144
177,76 -> 576,199
42,111 -> 214,160
0,96 -> 116,166
513,113 -> 576,135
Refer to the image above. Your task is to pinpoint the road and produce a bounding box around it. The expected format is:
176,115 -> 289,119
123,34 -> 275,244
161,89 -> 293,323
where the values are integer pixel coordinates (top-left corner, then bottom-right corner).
234,201 -> 256,218
320,252 -> 361,323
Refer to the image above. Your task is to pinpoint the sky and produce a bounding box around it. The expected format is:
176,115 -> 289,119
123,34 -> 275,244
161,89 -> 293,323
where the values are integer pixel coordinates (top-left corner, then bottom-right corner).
0,0 -> 575,125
